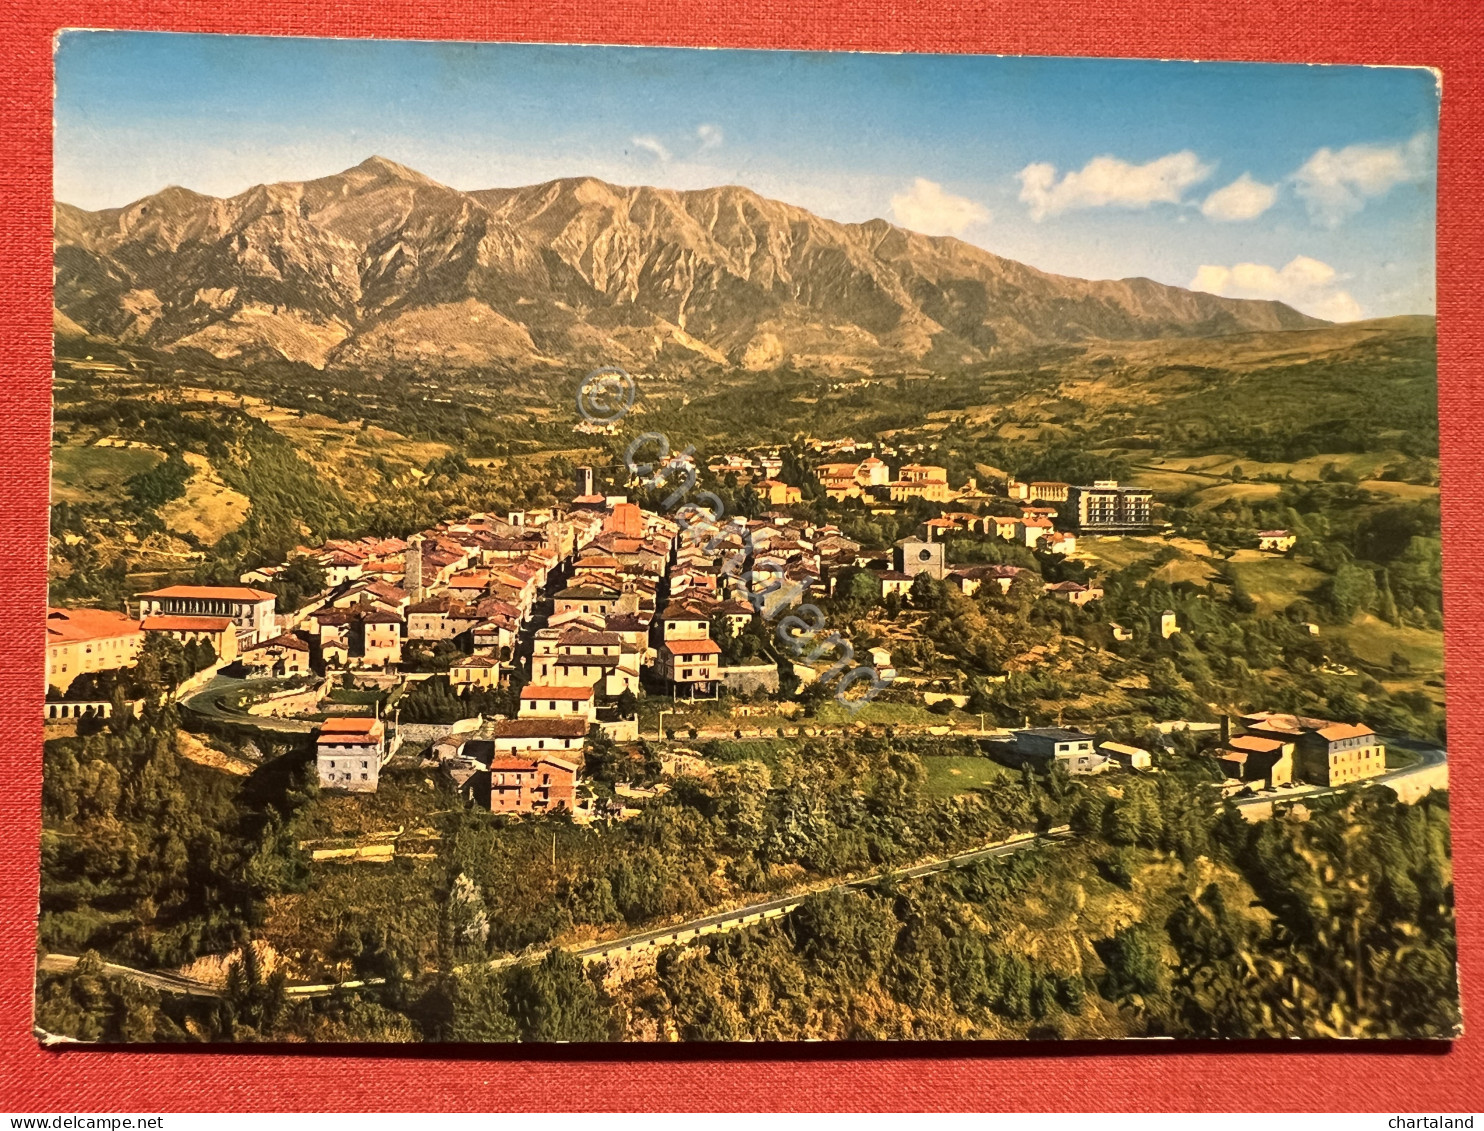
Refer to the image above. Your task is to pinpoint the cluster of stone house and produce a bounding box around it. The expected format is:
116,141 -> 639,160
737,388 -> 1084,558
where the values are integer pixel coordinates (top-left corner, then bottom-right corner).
272,509 -> 592,680
1004,710 -> 1388,792
911,473 -> 1154,540
812,456 -> 957,506
49,429 -> 1360,830
398,490 -> 702,811
1216,711 -> 1387,790
705,448 -> 785,485
815,455 -> 891,501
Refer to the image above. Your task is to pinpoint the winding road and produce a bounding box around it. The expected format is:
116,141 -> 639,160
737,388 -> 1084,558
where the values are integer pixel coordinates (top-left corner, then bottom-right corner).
178,673 -> 317,734
570,827 -> 1073,963
39,738 -> 1446,999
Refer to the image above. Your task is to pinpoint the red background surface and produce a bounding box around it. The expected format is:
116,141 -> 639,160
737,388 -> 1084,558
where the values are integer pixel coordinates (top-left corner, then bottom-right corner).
2,0 -> 1482,1112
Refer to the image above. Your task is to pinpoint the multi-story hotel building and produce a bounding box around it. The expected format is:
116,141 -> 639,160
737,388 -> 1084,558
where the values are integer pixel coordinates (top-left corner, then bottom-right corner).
1068,481 -> 1154,532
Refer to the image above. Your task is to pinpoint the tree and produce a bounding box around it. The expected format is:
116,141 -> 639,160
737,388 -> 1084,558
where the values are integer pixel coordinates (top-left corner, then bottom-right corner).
504,949 -> 613,1042
1377,572 -> 1400,625
843,569 -> 881,609
1326,563 -> 1378,623
132,633 -> 188,696
442,968 -> 519,1041
1229,581 -> 1257,615
909,572 -> 946,611
1100,924 -> 1166,1001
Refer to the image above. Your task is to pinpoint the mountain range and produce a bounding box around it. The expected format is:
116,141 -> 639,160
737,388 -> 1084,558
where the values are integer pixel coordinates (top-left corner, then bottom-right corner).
53,155 -> 1328,375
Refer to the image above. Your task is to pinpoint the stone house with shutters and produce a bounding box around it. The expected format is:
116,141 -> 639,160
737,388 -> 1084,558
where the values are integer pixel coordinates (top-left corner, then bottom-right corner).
519,684 -> 597,723
658,637 -> 721,695
486,754 -> 579,815
491,717 -> 588,759
317,717 -> 388,792
45,607 -> 145,694
450,654 -> 502,692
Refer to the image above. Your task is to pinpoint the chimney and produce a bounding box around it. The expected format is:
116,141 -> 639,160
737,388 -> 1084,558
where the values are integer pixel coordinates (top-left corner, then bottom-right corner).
1220,714 -> 1231,743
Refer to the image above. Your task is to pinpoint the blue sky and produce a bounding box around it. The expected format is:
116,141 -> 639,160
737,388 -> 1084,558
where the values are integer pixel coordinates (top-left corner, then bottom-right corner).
54,32 -> 1439,320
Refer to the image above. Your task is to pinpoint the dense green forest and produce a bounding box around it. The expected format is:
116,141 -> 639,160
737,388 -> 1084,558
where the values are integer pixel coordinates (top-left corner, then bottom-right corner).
36,669 -> 1457,1042
600,787 -> 1456,1041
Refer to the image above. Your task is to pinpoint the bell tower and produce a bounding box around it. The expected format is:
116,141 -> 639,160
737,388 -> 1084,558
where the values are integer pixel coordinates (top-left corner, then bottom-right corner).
405,535 -> 425,602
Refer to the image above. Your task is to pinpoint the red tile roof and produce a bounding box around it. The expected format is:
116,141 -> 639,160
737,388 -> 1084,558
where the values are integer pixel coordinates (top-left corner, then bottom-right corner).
320,717 -> 381,734
521,685 -> 596,700
45,607 -> 143,643
246,633 -> 310,652
663,638 -> 722,655
490,754 -> 580,773
559,629 -> 622,646
1317,722 -> 1375,741
141,584 -> 275,602
1229,735 -> 1288,754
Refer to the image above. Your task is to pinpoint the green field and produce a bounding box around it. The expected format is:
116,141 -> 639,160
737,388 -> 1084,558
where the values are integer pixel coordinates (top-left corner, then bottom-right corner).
921,754 -> 1012,797
157,451 -> 249,542
50,442 -> 163,504
1226,557 -> 1329,610
1076,535 -> 1177,571
1191,481 -> 1284,510
1332,614 -> 1445,675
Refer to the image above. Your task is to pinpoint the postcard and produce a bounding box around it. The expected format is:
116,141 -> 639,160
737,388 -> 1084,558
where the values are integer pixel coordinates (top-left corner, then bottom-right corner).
39,32 -> 1452,1043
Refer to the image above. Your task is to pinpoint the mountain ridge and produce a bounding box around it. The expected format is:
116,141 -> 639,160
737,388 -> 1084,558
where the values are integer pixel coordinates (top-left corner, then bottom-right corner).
54,155 -> 1330,374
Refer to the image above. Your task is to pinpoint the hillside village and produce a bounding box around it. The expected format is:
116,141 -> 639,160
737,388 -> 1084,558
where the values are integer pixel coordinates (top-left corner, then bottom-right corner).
37,332 -> 1459,1047
46,440 -> 1399,816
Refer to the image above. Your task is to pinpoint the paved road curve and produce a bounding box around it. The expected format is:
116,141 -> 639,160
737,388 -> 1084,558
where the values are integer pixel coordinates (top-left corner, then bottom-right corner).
38,953 -> 225,998
178,673 -> 317,734
571,828 -> 1073,962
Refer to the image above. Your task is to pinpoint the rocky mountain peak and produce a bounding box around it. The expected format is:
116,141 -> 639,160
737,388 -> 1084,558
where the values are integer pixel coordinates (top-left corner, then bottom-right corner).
53,158 -> 1329,374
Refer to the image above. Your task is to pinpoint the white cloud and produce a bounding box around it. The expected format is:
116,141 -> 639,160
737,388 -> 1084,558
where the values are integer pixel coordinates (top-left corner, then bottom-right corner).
631,135 -> 671,163
889,177 -> 990,236
1190,255 -> 1363,322
1017,150 -> 1213,221
1200,173 -> 1279,222
696,123 -> 724,151
1292,132 -> 1431,227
